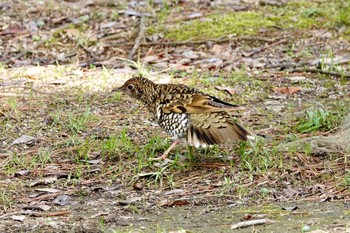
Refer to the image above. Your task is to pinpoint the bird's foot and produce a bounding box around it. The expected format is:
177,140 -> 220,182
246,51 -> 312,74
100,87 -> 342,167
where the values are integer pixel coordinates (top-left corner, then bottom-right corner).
149,154 -> 172,162
150,138 -> 180,161
149,157 -> 174,164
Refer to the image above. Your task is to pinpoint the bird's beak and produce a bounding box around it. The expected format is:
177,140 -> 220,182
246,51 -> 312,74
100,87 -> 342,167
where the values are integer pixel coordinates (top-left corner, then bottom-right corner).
111,86 -> 122,93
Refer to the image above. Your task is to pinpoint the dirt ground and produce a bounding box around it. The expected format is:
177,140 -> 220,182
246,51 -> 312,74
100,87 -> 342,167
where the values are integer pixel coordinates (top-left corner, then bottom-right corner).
1,0 -> 350,232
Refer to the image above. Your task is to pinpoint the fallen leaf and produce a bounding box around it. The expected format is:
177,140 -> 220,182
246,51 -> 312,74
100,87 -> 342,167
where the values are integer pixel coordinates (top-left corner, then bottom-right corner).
23,204 -> 51,211
0,25 -> 27,36
100,21 -> 117,29
273,86 -> 302,94
182,50 -> 199,59
133,182 -> 144,191
118,197 -> 142,205
15,170 -> 30,177
210,44 -> 225,54
27,21 -> 38,34
11,215 -> 26,221
25,66 -> 43,80
11,135 -> 35,146
159,199 -> 190,207
64,28 -> 81,37
52,194 -> 70,206
29,176 -> 58,187
215,86 -> 236,96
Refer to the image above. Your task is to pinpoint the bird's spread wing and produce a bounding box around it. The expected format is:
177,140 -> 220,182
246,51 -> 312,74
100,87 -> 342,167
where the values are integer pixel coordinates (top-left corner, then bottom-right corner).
160,93 -> 240,114
187,112 -> 250,147
158,93 -> 250,147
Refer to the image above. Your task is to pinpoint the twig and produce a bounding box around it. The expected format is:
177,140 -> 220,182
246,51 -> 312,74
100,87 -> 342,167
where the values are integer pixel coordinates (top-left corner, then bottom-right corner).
79,44 -> 97,59
231,219 -> 275,229
287,67 -> 350,79
21,191 -> 73,203
244,38 -> 288,57
128,16 -> 146,60
31,210 -> 70,217
108,35 -> 277,48
0,110 -> 18,122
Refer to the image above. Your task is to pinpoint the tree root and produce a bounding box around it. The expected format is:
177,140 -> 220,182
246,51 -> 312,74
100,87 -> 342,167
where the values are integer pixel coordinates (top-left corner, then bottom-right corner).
280,112 -> 350,153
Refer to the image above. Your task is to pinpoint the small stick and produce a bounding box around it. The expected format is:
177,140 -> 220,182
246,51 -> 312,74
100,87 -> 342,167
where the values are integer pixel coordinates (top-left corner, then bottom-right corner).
244,38 -> 288,57
128,16 -> 146,60
231,218 -> 275,229
287,67 -> 350,79
32,210 -> 70,217
107,35 -> 277,48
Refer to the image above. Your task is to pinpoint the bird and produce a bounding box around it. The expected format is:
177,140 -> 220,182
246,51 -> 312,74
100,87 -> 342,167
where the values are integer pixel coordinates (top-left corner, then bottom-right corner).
113,74 -> 253,160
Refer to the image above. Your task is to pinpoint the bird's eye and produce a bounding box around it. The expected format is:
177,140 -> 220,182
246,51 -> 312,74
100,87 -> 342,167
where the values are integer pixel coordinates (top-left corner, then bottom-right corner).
127,84 -> 134,90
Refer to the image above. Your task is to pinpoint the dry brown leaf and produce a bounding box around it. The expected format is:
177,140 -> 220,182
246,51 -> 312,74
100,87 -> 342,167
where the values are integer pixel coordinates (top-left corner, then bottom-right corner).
25,66 -> 43,80
23,204 -> 51,211
273,86 -> 302,94
11,135 -> 35,145
211,44 -> 225,53
64,28 -> 81,37
215,86 -> 236,96
0,25 -> 27,35
29,176 -> 58,187
159,199 -> 190,207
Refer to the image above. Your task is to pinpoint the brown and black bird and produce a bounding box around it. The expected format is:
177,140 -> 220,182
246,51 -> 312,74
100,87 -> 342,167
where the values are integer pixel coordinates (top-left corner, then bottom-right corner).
114,75 -> 253,159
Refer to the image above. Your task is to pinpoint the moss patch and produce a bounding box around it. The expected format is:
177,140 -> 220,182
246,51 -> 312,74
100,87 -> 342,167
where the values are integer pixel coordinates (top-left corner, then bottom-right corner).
164,11 -> 275,41
151,0 -> 350,41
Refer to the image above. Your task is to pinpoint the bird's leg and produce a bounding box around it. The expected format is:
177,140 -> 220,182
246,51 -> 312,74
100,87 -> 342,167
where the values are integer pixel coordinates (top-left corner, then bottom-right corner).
155,138 -> 180,160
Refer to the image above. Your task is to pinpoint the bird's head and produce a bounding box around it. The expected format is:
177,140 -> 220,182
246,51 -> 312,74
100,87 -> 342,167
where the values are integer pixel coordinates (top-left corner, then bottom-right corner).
113,75 -> 155,101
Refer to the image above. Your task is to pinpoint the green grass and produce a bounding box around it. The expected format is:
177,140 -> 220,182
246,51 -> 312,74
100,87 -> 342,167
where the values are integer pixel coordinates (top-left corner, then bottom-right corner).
296,108 -> 338,133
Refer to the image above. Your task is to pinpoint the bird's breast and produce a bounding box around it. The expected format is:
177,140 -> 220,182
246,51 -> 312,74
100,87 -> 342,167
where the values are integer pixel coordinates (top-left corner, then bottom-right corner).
156,106 -> 189,138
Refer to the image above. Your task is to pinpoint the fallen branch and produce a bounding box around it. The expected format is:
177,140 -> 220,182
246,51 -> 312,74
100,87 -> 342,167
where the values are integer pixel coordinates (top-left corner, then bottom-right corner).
287,67 -> 350,79
231,219 -> 275,229
128,16 -> 146,60
109,35 -> 276,48
279,111 -> 350,153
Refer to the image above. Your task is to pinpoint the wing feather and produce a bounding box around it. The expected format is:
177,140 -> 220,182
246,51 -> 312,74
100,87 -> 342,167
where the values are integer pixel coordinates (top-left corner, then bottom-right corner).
161,93 -> 240,114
